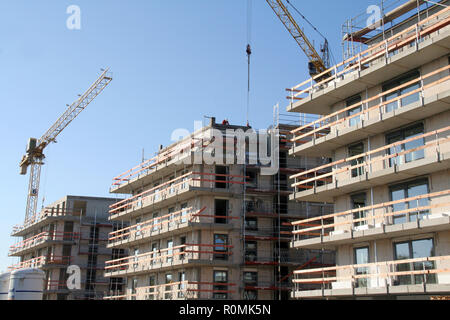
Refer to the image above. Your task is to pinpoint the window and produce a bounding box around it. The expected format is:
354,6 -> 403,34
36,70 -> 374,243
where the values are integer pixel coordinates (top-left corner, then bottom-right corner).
135,218 -> 142,237
246,170 -> 258,188
133,248 -> 139,268
131,277 -> 138,298
147,275 -> 156,300
215,166 -> 229,189
151,243 -> 158,265
394,238 -> 436,285
178,272 -> 186,298
354,247 -> 369,288
214,234 -> 229,260
166,240 -> 173,263
245,217 -> 258,231
387,123 -> 425,167
165,273 -> 173,299
153,182 -> 161,201
243,290 -> 258,300
213,271 -> 228,300
351,193 -> 367,228
346,95 -> 362,127
169,176 -> 175,195
390,178 -> 429,224
181,170 -> 189,189
152,212 -> 159,231
383,70 -> 420,113
215,199 -> 229,224
348,142 -> 365,178
180,236 -> 186,260
168,207 -> 175,227
243,272 -> 258,286
181,203 -> 188,223
245,241 -> 257,262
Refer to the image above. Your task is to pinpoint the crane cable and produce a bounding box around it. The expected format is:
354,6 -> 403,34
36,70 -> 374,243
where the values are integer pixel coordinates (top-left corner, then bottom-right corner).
246,0 -> 252,126
285,0 -> 337,66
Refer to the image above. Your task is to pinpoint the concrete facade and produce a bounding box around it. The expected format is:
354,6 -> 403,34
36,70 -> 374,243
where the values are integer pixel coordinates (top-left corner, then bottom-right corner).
103,118 -> 334,300
9,195 -> 125,300
289,1 -> 450,300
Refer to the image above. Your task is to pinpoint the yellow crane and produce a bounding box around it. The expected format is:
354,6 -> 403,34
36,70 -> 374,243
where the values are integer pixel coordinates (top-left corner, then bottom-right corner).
265,0 -> 331,78
19,68 -> 113,223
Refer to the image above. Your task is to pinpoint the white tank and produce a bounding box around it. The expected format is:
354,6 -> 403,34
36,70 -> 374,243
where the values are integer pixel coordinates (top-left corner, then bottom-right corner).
0,272 -> 11,300
8,268 -> 45,300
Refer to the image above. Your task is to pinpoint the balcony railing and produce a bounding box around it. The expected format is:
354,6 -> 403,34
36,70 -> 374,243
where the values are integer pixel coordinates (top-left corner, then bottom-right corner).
286,6 -> 450,105
9,231 -> 80,255
109,172 -> 247,216
104,243 -> 234,274
104,281 -> 237,300
108,207 -> 237,246
292,190 -> 450,242
45,279 -> 109,291
111,137 -> 210,189
291,125 -> 450,192
293,255 -> 450,294
291,64 -> 450,148
8,255 -> 74,271
12,209 -> 83,235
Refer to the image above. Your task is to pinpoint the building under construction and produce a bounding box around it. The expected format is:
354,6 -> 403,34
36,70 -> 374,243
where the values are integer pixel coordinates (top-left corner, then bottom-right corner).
287,0 -> 450,299
9,195 -> 126,300
103,116 -> 334,300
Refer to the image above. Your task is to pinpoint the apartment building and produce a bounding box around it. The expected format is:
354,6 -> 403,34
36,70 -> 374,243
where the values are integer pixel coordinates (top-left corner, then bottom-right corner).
103,117 -> 333,300
287,0 -> 450,299
9,195 -> 125,300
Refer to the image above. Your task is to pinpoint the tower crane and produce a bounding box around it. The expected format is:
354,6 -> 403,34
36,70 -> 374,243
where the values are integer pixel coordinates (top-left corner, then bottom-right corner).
265,0 -> 332,79
19,68 -> 113,223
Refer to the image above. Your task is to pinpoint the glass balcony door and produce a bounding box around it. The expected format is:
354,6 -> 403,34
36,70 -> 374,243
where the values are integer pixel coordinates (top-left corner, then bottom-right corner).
394,238 -> 436,285
354,247 -> 369,288
390,178 -> 429,224
387,123 -> 425,167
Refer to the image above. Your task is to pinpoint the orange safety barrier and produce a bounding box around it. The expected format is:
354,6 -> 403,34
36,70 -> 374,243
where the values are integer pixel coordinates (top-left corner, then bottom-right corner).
286,6 -> 450,101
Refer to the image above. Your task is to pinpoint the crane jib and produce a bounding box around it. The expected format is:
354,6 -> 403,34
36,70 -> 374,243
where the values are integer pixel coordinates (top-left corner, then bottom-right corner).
19,68 -> 113,223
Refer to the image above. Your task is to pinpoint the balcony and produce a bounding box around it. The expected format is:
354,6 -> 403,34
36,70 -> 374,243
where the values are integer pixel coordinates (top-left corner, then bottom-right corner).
107,207 -> 236,248
8,255 -> 74,271
108,172 -> 247,220
104,281 -> 237,300
244,249 -> 308,266
104,243 -> 234,277
9,231 -> 80,256
290,126 -> 450,202
110,137 -> 210,194
290,65 -> 450,157
244,226 -> 293,242
286,6 -> 450,115
12,209 -> 82,237
292,255 -> 450,299
292,190 -> 450,250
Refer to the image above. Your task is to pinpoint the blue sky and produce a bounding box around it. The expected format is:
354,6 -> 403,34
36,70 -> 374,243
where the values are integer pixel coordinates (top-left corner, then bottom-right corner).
0,0 -> 376,271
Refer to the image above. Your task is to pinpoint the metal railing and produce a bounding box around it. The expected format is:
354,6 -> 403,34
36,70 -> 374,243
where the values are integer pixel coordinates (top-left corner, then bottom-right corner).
293,255 -> 450,293
109,172 -> 247,216
104,244 -> 234,274
292,190 -> 450,242
291,125 -> 450,191
286,6 -> 450,104
291,64 -> 450,148
9,231 -> 80,255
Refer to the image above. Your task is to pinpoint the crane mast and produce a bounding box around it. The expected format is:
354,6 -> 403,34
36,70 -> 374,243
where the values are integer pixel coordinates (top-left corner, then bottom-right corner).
19,68 -> 113,223
265,0 -> 330,78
